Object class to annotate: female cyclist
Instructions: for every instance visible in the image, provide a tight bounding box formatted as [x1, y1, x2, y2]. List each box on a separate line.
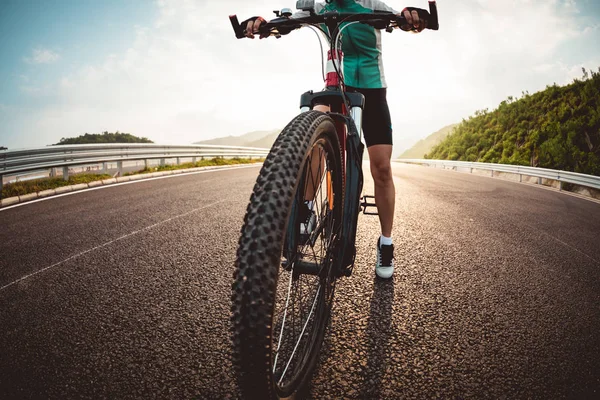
[243, 0, 429, 279]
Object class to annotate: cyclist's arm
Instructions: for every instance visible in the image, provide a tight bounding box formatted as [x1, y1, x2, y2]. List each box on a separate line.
[242, 2, 325, 37]
[365, 1, 428, 32]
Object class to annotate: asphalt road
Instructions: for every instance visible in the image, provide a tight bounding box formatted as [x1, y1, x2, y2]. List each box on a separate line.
[1, 163, 599, 399]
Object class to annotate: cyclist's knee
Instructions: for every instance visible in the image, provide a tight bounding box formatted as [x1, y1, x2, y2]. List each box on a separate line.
[314, 104, 330, 112]
[370, 160, 392, 186]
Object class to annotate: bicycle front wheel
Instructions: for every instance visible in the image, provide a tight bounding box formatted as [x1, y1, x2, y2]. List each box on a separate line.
[231, 111, 343, 399]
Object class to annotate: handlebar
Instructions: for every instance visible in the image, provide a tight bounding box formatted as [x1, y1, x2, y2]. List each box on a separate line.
[230, 1, 439, 40]
[229, 15, 245, 39]
[428, 1, 439, 30]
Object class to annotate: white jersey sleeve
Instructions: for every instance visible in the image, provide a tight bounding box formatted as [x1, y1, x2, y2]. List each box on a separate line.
[292, 2, 326, 19]
[358, 0, 400, 14]
[292, 1, 399, 18]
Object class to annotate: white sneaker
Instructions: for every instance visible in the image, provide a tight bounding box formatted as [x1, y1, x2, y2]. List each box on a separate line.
[376, 238, 394, 279]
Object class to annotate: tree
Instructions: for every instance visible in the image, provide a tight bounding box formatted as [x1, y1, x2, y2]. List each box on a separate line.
[426, 67, 600, 176]
[54, 131, 153, 145]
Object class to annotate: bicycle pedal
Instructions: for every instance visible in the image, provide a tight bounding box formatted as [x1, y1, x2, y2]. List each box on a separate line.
[360, 195, 378, 216]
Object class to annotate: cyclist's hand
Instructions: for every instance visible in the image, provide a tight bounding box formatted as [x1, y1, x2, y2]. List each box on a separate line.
[400, 7, 428, 32]
[242, 16, 267, 39]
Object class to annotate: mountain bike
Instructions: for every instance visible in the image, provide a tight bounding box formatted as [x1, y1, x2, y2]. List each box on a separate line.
[229, 2, 439, 398]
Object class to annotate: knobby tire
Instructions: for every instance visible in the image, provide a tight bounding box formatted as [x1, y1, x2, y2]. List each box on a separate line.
[231, 111, 343, 399]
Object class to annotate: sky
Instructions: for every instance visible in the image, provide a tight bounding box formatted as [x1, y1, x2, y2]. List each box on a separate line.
[1, 0, 599, 154]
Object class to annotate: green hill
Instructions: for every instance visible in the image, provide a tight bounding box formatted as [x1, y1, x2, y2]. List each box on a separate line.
[55, 131, 153, 145]
[399, 124, 458, 159]
[426, 68, 600, 176]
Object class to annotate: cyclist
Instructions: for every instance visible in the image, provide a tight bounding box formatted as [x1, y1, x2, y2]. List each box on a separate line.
[243, 0, 428, 279]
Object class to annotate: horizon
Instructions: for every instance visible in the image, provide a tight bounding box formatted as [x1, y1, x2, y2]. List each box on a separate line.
[1, 0, 600, 153]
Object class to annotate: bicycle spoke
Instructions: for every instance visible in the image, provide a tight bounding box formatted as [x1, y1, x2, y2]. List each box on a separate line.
[277, 285, 322, 385]
[272, 267, 296, 373]
[268, 134, 342, 392]
[274, 144, 336, 385]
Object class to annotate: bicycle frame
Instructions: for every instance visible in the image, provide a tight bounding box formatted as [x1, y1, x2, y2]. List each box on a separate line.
[298, 63, 367, 274]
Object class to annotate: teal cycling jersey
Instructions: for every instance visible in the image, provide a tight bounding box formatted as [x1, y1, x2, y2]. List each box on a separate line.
[294, 0, 399, 89]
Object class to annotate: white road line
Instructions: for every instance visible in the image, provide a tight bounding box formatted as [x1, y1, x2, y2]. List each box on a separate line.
[0, 164, 261, 212]
[0, 199, 226, 292]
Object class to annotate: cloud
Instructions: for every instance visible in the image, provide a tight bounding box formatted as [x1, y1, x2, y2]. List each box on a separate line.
[4, 0, 600, 150]
[583, 24, 599, 35]
[563, 0, 580, 13]
[25, 1, 321, 145]
[380, 0, 589, 147]
[24, 48, 60, 64]
[60, 77, 74, 89]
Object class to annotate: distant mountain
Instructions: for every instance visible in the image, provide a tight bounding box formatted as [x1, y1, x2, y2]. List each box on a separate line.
[195, 129, 280, 149]
[399, 124, 458, 159]
[201, 123, 457, 159]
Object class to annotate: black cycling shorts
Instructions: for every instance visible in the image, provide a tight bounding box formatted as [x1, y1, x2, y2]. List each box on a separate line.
[346, 86, 393, 147]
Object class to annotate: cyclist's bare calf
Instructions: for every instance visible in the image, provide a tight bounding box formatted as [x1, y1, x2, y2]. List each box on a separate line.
[367, 144, 395, 237]
[304, 146, 326, 201]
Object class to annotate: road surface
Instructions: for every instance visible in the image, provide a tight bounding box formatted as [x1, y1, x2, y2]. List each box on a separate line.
[1, 163, 599, 399]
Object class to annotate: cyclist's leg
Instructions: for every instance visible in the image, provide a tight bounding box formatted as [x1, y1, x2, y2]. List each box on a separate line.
[304, 104, 330, 201]
[314, 105, 330, 112]
[358, 87, 395, 237]
[359, 87, 395, 277]
[304, 147, 326, 201]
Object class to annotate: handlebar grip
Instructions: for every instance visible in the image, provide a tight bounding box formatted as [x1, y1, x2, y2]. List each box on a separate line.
[428, 1, 439, 30]
[229, 15, 245, 39]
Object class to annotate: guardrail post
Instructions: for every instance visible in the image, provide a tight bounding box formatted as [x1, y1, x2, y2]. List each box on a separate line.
[117, 161, 123, 177]
[160, 158, 165, 167]
[62, 166, 69, 181]
[0, 175, 3, 199]
[102, 162, 108, 173]
[519, 174, 522, 183]
[144, 159, 148, 169]
[491, 170, 494, 177]
[177, 157, 180, 165]
[192, 157, 197, 164]
[537, 177, 542, 185]
[50, 168, 56, 177]
[559, 181, 563, 191]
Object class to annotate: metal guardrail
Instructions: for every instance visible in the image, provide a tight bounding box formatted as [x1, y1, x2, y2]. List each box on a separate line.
[396, 159, 600, 191]
[0, 144, 270, 198]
